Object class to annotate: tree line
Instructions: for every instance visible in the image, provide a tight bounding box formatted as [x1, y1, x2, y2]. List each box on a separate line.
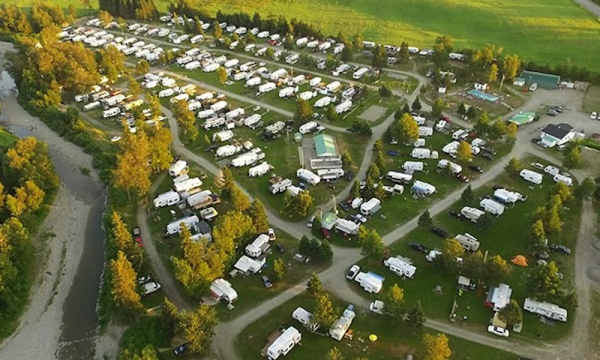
[99, 0, 158, 20]
[0, 136, 58, 339]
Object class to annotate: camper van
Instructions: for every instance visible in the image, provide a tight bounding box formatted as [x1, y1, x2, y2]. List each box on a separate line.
[520, 169, 543, 185]
[153, 191, 180, 208]
[460, 207, 485, 222]
[384, 256, 416, 278]
[479, 198, 505, 216]
[168, 160, 189, 177]
[354, 272, 384, 293]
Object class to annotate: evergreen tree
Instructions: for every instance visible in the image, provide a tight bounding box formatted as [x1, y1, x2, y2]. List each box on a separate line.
[407, 300, 426, 329]
[418, 210, 433, 228]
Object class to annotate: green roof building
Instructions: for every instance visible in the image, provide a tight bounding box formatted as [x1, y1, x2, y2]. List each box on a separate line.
[314, 134, 338, 157]
[508, 111, 536, 126]
[520, 70, 560, 90]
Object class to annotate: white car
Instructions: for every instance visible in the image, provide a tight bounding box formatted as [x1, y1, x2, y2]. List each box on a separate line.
[355, 214, 368, 224]
[142, 282, 161, 295]
[487, 325, 509, 337]
[591, 112, 597, 120]
[369, 300, 385, 315]
[346, 265, 360, 280]
[110, 136, 121, 142]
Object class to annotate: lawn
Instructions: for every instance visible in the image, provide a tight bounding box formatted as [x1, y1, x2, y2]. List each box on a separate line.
[159, 0, 600, 69]
[236, 292, 518, 360]
[353, 159, 581, 341]
[0, 128, 17, 147]
[583, 85, 600, 113]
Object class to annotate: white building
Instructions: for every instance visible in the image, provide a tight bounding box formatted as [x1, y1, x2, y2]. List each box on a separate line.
[540, 123, 575, 148]
[486, 283, 512, 311]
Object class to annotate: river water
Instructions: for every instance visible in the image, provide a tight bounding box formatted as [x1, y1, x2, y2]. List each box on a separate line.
[1, 64, 107, 360]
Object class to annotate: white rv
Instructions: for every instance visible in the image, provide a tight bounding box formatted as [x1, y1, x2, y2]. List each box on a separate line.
[203, 63, 220, 72]
[386, 171, 413, 184]
[403, 161, 424, 172]
[360, 198, 381, 216]
[309, 77, 322, 87]
[411, 148, 432, 159]
[419, 126, 434, 137]
[216, 144, 242, 158]
[166, 215, 199, 235]
[102, 107, 121, 118]
[269, 179, 292, 194]
[153, 190, 180, 208]
[159, 88, 175, 98]
[292, 307, 319, 331]
[249, 162, 271, 177]
[267, 327, 301, 360]
[279, 86, 298, 98]
[455, 233, 480, 251]
[335, 99, 352, 114]
[299, 121, 318, 135]
[523, 298, 568, 322]
[258, 82, 277, 94]
[232, 149, 265, 167]
[174, 177, 202, 193]
[335, 218, 359, 235]
[384, 256, 416, 278]
[493, 189, 526, 204]
[297, 168, 321, 185]
[234, 255, 264, 274]
[520, 169, 543, 185]
[461, 206, 485, 222]
[553, 174, 573, 187]
[244, 114, 262, 127]
[245, 77, 261, 87]
[168, 160, 189, 177]
[329, 306, 356, 341]
[480, 198, 505, 216]
[354, 271, 384, 293]
[83, 101, 101, 111]
[212, 130, 234, 142]
[353, 67, 369, 80]
[437, 159, 462, 174]
[314, 96, 332, 108]
[245, 234, 271, 258]
[317, 168, 344, 180]
[411, 180, 436, 196]
[210, 278, 238, 303]
[298, 91, 316, 101]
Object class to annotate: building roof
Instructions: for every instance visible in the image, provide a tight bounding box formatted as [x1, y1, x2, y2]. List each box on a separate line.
[321, 212, 337, 230]
[542, 124, 573, 140]
[197, 221, 211, 235]
[314, 134, 338, 157]
[508, 111, 536, 125]
[486, 283, 512, 310]
[520, 70, 561, 90]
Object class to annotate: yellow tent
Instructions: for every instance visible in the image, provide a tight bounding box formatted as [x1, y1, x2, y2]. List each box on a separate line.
[511, 255, 528, 267]
[369, 334, 378, 342]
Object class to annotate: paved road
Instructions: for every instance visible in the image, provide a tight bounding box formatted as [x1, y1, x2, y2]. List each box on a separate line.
[574, 0, 600, 16]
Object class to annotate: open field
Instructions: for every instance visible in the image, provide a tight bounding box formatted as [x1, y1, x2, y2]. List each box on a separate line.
[153, 0, 600, 69]
[583, 86, 600, 113]
[0, 128, 17, 147]
[236, 292, 518, 360]
[354, 158, 581, 341]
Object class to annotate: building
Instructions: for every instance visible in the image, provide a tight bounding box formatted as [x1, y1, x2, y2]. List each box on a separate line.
[508, 111, 536, 126]
[540, 123, 574, 148]
[314, 134, 338, 157]
[485, 283, 512, 311]
[520, 70, 560, 90]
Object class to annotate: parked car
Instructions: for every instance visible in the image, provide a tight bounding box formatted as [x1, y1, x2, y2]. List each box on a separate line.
[307, 216, 315, 228]
[387, 150, 400, 156]
[468, 165, 483, 173]
[276, 243, 285, 254]
[487, 325, 509, 337]
[132, 227, 141, 236]
[549, 244, 571, 255]
[408, 242, 428, 254]
[355, 214, 368, 224]
[447, 210, 462, 220]
[531, 162, 545, 170]
[321, 228, 331, 239]
[456, 173, 469, 183]
[261, 275, 273, 288]
[482, 152, 493, 160]
[346, 265, 360, 280]
[132, 227, 143, 247]
[591, 112, 597, 120]
[344, 170, 354, 181]
[338, 202, 350, 211]
[431, 226, 449, 238]
[142, 282, 161, 295]
[546, 109, 558, 116]
[551, 106, 563, 113]
[174, 343, 188, 356]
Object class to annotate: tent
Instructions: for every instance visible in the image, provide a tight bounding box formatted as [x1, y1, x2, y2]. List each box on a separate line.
[511, 255, 528, 267]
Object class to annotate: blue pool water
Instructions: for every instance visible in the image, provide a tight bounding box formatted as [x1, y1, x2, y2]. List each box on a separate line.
[468, 90, 500, 102]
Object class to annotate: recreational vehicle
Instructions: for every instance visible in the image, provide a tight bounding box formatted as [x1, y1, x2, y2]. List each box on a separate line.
[297, 168, 321, 185]
[173, 177, 202, 193]
[210, 278, 238, 303]
[266, 327, 301, 360]
[461, 207, 485, 222]
[479, 198, 505, 216]
[354, 272, 384, 293]
[384, 256, 416, 278]
[523, 298, 567, 322]
[166, 215, 199, 235]
[245, 234, 271, 258]
[411, 180, 436, 196]
[455, 233, 480, 251]
[386, 171, 413, 184]
[248, 162, 271, 177]
[153, 190, 180, 208]
[269, 179, 292, 194]
[360, 198, 382, 216]
[403, 161, 424, 172]
[329, 306, 355, 341]
[520, 169, 543, 185]
[169, 160, 189, 177]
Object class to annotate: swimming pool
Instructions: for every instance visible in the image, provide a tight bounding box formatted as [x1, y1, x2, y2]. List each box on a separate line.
[468, 90, 500, 102]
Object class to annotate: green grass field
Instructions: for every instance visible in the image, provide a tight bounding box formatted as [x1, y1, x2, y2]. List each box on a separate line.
[153, 0, 600, 69]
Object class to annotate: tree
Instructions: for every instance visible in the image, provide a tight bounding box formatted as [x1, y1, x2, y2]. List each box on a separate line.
[476, 212, 494, 231]
[171, 100, 198, 141]
[385, 284, 405, 322]
[575, 177, 596, 199]
[216, 66, 228, 84]
[502, 54, 521, 80]
[407, 300, 426, 329]
[179, 305, 219, 355]
[545, 204, 562, 233]
[340, 46, 353, 62]
[490, 119, 507, 140]
[473, 111, 490, 135]
[379, 83, 392, 97]
[373, 139, 383, 152]
[563, 146, 582, 169]
[266, 47, 275, 59]
[417, 333, 452, 360]
[398, 113, 419, 145]
[371, 45, 386, 68]
[230, 184, 251, 212]
[147, 122, 173, 173]
[498, 299, 523, 327]
[114, 130, 152, 199]
[366, 163, 381, 182]
[135, 59, 149, 75]
[488, 63, 499, 83]
[98, 10, 114, 27]
[418, 210, 433, 228]
[111, 211, 142, 269]
[461, 185, 474, 205]
[295, 99, 314, 124]
[429, 98, 444, 119]
[213, 21, 222, 39]
[456, 141, 472, 165]
[411, 96, 422, 111]
[528, 261, 562, 301]
[457, 102, 467, 117]
[505, 122, 518, 144]
[248, 199, 269, 234]
[361, 230, 384, 259]
[374, 180, 386, 200]
[296, 191, 313, 217]
[529, 219, 546, 248]
[307, 272, 323, 295]
[3, 137, 58, 191]
[398, 41, 410, 62]
[128, 76, 142, 97]
[483, 255, 510, 285]
[552, 181, 573, 202]
[437, 239, 464, 274]
[341, 149, 355, 168]
[110, 251, 142, 316]
[351, 180, 361, 199]
[272, 258, 286, 282]
[326, 104, 338, 122]
[326, 347, 344, 360]
[432, 42, 449, 68]
[462, 251, 485, 282]
[505, 157, 522, 177]
[313, 292, 337, 327]
[353, 33, 364, 51]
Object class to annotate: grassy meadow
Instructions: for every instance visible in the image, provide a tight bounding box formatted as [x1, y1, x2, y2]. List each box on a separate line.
[153, 0, 600, 69]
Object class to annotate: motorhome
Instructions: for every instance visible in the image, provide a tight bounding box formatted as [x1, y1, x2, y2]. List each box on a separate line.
[279, 86, 298, 98]
[354, 272, 384, 293]
[173, 177, 202, 193]
[317, 168, 345, 180]
[166, 215, 199, 235]
[203, 62, 220, 72]
[297, 168, 321, 185]
[248, 162, 271, 177]
[455, 233, 480, 251]
[169, 160, 189, 177]
[190, 34, 204, 44]
[245, 77, 261, 87]
[386, 171, 413, 184]
[479, 198, 506, 216]
[83, 101, 101, 111]
[269, 68, 287, 81]
[269, 178, 292, 194]
[158, 88, 175, 98]
[186, 190, 220, 210]
[245, 234, 271, 258]
[298, 91, 317, 101]
[553, 173, 573, 187]
[258, 82, 277, 94]
[153, 190, 181, 208]
[286, 53, 299, 65]
[309, 77, 322, 87]
[403, 161, 424, 172]
[335, 99, 352, 114]
[384, 256, 416, 278]
[233, 255, 264, 274]
[523, 298, 568, 322]
[461, 207, 485, 222]
[326, 81, 342, 93]
[299, 121, 318, 135]
[212, 130, 234, 142]
[419, 126, 434, 137]
[437, 159, 462, 174]
[314, 96, 332, 108]
[360, 198, 382, 216]
[101, 107, 120, 118]
[266, 327, 301, 360]
[244, 114, 261, 127]
[292, 307, 319, 331]
[353, 67, 369, 80]
[493, 189, 526, 204]
[209, 278, 238, 303]
[335, 218, 359, 235]
[170, 93, 189, 103]
[411, 148, 432, 159]
[411, 180, 436, 196]
[216, 144, 242, 158]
